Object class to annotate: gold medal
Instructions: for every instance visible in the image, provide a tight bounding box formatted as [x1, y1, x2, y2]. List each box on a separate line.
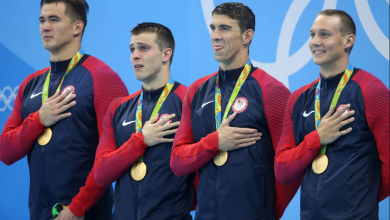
[131, 161, 147, 181]
[213, 150, 228, 166]
[312, 154, 329, 174]
[37, 127, 52, 146]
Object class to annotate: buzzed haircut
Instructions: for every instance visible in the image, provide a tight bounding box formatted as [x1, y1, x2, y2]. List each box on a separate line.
[40, 0, 89, 36]
[212, 2, 256, 33]
[318, 9, 356, 53]
[131, 22, 175, 66]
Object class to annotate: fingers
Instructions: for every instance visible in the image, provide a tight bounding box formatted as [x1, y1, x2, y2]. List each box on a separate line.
[323, 105, 335, 119]
[46, 91, 60, 102]
[156, 113, 176, 126]
[54, 112, 72, 121]
[234, 136, 261, 145]
[160, 121, 180, 131]
[236, 141, 257, 148]
[57, 100, 77, 114]
[145, 113, 159, 126]
[338, 127, 353, 136]
[158, 138, 175, 143]
[221, 112, 237, 127]
[234, 132, 262, 139]
[234, 127, 259, 134]
[160, 128, 178, 137]
[331, 104, 351, 119]
[52, 88, 74, 104]
[336, 116, 355, 130]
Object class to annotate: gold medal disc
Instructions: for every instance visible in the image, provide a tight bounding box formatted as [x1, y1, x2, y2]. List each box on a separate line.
[213, 150, 228, 166]
[312, 154, 329, 174]
[131, 161, 147, 181]
[38, 127, 52, 146]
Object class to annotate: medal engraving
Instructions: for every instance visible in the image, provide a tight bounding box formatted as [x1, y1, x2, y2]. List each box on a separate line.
[38, 127, 52, 146]
[213, 150, 228, 166]
[312, 154, 329, 174]
[131, 161, 147, 181]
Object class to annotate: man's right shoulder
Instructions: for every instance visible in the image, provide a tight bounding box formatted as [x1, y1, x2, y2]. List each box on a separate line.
[187, 72, 217, 95]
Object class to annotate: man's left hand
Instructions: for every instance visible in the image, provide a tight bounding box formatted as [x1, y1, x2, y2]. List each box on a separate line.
[54, 207, 84, 220]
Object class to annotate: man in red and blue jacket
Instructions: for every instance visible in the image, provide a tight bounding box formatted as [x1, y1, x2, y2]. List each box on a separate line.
[275, 9, 389, 219]
[94, 22, 195, 220]
[171, 3, 300, 220]
[0, 1, 128, 219]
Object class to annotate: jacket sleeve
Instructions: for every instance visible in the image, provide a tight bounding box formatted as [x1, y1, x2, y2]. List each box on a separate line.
[0, 73, 46, 165]
[93, 97, 149, 188]
[260, 79, 301, 220]
[353, 72, 389, 201]
[170, 81, 219, 177]
[274, 87, 322, 187]
[68, 65, 129, 217]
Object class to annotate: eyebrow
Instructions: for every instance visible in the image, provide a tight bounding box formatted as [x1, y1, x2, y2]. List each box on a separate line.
[129, 42, 150, 47]
[39, 15, 60, 20]
[210, 24, 232, 29]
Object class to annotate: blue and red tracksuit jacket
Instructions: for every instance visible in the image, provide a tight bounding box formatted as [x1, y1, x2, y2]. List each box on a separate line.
[275, 68, 389, 219]
[94, 82, 196, 220]
[171, 66, 301, 220]
[0, 55, 129, 220]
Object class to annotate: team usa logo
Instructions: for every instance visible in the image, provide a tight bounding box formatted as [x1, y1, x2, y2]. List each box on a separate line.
[232, 97, 248, 113]
[61, 85, 75, 99]
[158, 113, 172, 125]
[337, 104, 350, 115]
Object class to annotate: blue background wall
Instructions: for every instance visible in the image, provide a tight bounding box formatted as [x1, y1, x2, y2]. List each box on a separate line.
[0, 0, 388, 219]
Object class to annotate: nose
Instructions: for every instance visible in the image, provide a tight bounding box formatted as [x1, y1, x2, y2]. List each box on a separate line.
[42, 21, 50, 31]
[131, 49, 140, 60]
[310, 35, 322, 47]
[211, 29, 221, 41]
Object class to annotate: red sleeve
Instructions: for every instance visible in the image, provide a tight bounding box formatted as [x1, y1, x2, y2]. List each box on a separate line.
[68, 57, 129, 217]
[172, 83, 199, 210]
[0, 69, 47, 165]
[274, 81, 322, 188]
[173, 84, 188, 103]
[93, 92, 150, 188]
[170, 75, 219, 177]
[252, 69, 301, 219]
[352, 70, 389, 201]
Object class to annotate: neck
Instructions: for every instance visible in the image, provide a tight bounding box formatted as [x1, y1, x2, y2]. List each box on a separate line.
[49, 42, 81, 62]
[320, 57, 349, 78]
[220, 50, 249, 71]
[142, 68, 171, 91]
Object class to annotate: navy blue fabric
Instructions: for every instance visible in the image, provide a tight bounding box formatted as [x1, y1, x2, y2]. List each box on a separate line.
[190, 67, 276, 220]
[21, 55, 113, 220]
[112, 82, 194, 220]
[292, 68, 381, 220]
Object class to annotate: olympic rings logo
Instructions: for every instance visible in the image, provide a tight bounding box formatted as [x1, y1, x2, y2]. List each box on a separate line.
[0, 86, 19, 112]
[201, 0, 389, 88]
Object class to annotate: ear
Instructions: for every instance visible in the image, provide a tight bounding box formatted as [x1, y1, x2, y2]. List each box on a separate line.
[162, 48, 173, 64]
[242, 29, 254, 45]
[73, 20, 84, 37]
[344, 34, 355, 51]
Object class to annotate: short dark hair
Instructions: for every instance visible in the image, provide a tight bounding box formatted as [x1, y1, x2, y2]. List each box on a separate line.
[318, 9, 356, 53]
[212, 2, 255, 33]
[41, 0, 89, 36]
[131, 22, 175, 66]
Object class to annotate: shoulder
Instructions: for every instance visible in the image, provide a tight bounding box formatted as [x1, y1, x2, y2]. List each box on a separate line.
[108, 90, 142, 115]
[250, 67, 290, 96]
[351, 69, 388, 92]
[19, 67, 50, 93]
[187, 71, 217, 99]
[81, 55, 117, 77]
[172, 82, 188, 102]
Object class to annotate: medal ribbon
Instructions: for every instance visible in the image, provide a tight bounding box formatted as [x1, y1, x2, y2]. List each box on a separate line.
[42, 50, 84, 105]
[135, 77, 175, 161]
[215, 59, 251, 129]
[315, 63, 353, 154]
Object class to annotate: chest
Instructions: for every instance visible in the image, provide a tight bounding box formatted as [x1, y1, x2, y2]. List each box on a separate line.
[191, 77, 268, 141]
